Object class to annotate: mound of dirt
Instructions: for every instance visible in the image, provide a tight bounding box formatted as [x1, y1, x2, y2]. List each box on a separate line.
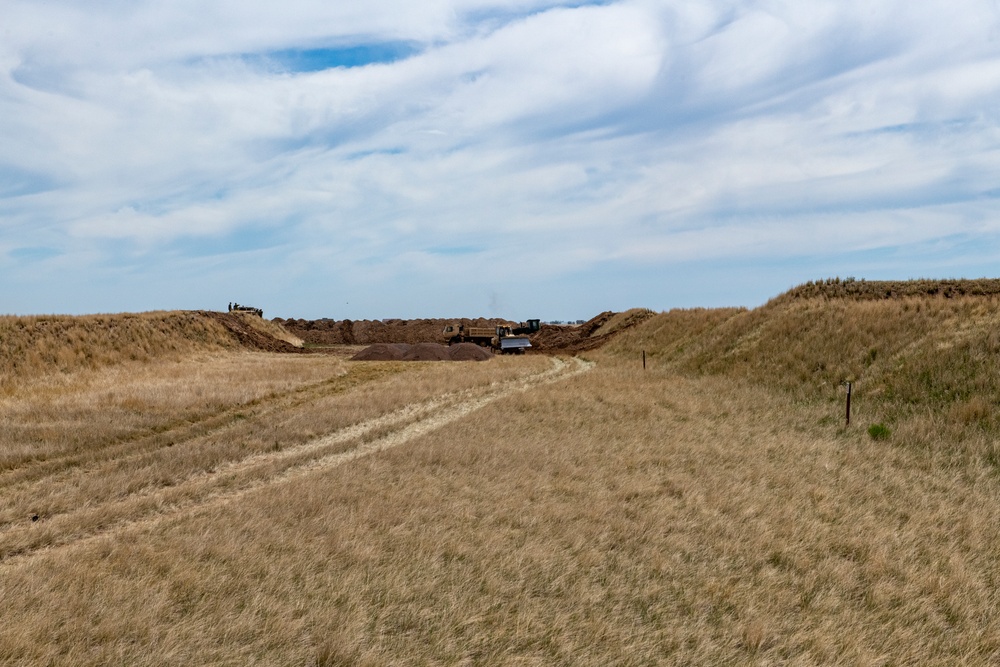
[275, 317, 510, 346]
[350, 342, 494, 362]
[201, 311, 306, 354]
[403, 343, 453, 361]
[277, 311, 652, 355]
[447, 343, 493, 361]
[350, 343, 410, 361]
[530, 310, 655, 353]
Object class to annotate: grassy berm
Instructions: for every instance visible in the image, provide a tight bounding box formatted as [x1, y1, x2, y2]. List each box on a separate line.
[3, 282, 1000, 665]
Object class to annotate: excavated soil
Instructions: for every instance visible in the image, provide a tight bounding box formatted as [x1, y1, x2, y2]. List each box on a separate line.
[264, 311, 653, 357]
[201, 311, 307, 354]
[447, 343, 495, 361]
[350, 344, 410, 361]
[351, 342, 493, 362]
[529, 310, 655, 352]
[273, 317, 511, 346]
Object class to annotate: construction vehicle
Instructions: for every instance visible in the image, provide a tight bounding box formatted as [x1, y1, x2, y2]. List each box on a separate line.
[229, 302, 263, 317]
[442, 324, 494, 346]
[442, 319, 540, 354]
[512, 319, 541, 335]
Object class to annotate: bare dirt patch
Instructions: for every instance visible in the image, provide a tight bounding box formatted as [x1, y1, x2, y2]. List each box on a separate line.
[530, 309, 656, 353]
[201, 311, 306, 353]
[275, 317, 509, 346]
[279, 311, 653, 356]
[351, 342, 493, 362]
[446, 343, 494, 361]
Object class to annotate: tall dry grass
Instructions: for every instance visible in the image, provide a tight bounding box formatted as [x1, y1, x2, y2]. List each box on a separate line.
[0, 345, 551, 561]
[607, 292, 1000, 458]
[2, 353, 1000, 664]
[777, 276, 1000, 301]
[3, 293, 1000, 664]
[0, 311, 239, 392]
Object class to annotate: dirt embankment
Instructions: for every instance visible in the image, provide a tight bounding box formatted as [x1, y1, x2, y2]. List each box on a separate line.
[273, 310, 654, 356]
[0, 309, 648, 386]
[351, 342, 493, 362]
[273, 317, 511, 346]
[201, 311, 307, 354]
[529, 315, 614, 352]
[529, 310, 656, 353]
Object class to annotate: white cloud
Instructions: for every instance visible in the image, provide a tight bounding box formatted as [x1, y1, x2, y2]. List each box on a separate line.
[4, 0, 1000, 317]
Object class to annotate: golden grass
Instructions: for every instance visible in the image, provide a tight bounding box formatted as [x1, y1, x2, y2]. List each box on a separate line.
[608, 294, 1000, 458]
[0, 311, 239, 391]
[4, 293, 1000, 664]
[2, 353, 1000, 664]
[0, 349, 552, 560]
[778, 277, 1000, 301]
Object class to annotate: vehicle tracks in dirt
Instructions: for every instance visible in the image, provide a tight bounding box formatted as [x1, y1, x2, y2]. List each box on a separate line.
[0, 356, 593, 566]
[0, 365, 401, 490]
[0, 365, 409, 536]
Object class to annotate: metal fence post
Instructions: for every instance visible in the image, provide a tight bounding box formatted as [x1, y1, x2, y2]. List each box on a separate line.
[844, 381, 852, 427]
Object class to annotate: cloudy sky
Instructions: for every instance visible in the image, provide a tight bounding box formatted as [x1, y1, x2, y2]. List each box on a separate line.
[3, 0, 1000, 320]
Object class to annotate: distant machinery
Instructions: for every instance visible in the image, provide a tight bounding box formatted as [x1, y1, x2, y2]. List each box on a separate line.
[229, 302, 263, 318]
[442, 319, 540, 354]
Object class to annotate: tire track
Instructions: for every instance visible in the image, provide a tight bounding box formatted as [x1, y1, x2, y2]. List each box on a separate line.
[0, 366, 388, 488]
[0, 365, 405, 532]
[274, 356, 593, 481]
[0, 356, 593, 565]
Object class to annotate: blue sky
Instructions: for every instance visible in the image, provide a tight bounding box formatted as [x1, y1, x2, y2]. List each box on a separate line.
[3, 0, 1000, 320]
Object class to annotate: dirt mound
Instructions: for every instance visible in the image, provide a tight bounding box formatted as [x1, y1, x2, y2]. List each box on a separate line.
[201, 311, 306, 354]
[275, 317, 510, 346]
[350, 343, 409, 361]
[530, 313, 615, 352]
[278, 311, 652, 355]
[447, 343, 493, 361]
[351, 342, 494, 362]
[530, 310, 655, 353]
[403, 343, 453, 361]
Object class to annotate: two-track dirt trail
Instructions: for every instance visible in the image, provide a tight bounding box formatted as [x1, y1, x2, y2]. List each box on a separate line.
[0, 356, 592, 567]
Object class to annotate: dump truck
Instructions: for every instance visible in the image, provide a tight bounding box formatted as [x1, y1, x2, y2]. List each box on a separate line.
[442, 319, 540, 354]
[442, 324, 494, 346]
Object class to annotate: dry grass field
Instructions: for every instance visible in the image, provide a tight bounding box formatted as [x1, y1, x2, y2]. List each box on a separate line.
[3, 293, 1000, 664]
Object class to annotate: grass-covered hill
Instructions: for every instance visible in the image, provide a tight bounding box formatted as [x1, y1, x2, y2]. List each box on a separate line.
[605, 279, 1000, 456]
[0, 311, 303, 391]
[5, 280, 1000, 665]
[7, 278, 1000, 453]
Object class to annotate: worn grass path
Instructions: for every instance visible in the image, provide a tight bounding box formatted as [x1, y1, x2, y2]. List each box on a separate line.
[0, 356, 592, 565]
